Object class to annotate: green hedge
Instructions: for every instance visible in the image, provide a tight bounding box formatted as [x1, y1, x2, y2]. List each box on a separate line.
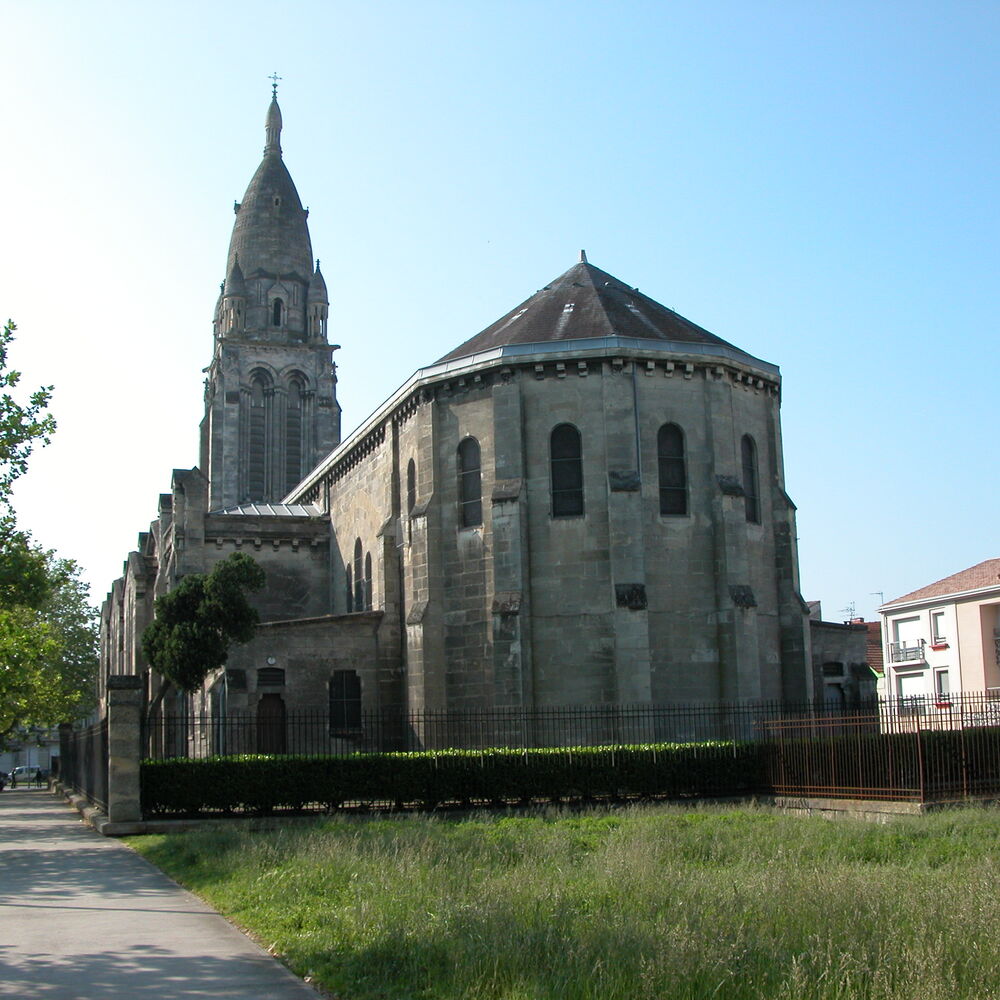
[141, 741, 765, 816]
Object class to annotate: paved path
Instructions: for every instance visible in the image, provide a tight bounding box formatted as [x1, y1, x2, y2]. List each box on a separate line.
[0, 788, 320, 999]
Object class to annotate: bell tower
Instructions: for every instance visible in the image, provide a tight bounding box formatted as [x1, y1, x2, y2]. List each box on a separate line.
[200, 89, 341, 509]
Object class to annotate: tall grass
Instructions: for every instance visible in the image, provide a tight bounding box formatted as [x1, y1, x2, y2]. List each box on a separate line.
[129, 806, 1000, 999]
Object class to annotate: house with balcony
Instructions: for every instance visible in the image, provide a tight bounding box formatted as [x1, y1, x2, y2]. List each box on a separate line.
[878, 558, 1000, 707]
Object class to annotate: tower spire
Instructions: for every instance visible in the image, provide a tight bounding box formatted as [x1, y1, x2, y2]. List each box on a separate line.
[264, 75, 283, 157]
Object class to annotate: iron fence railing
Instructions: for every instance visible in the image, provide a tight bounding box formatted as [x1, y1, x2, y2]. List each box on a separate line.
[60, 719, 108, 811]
[146, 699, 840, 760]
[141, 691, 1000, 806]
[888, 640, 926, 663]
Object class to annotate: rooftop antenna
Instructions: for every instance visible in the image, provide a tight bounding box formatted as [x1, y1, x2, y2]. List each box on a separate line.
[269, 71, 282, 99]
[839, 601, 857, 622]
[871, 591, 884, 609]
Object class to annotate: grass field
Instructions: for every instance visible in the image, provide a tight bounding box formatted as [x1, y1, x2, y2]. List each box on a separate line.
[128, 805, 1000, 1000]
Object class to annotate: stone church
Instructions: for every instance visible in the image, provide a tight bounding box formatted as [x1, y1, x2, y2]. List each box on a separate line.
[100, 93, 814, 749]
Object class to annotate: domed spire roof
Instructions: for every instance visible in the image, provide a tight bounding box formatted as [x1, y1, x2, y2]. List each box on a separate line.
[225, 96, 313, 283]
[437, 257, 756, 365]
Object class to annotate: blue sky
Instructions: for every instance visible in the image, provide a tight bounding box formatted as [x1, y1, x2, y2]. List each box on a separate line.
[2, 1, 997, 620]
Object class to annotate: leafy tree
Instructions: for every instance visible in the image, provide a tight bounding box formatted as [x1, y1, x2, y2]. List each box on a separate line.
[0, 557, 98, 746]
[142, 553, 266, 694]
[0, 319, 56, 510]
[0, 518, 52, 610]
[0, 319, 93, 745]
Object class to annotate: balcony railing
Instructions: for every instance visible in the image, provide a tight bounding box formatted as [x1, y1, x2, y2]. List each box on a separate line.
[889, 639, 925, 663]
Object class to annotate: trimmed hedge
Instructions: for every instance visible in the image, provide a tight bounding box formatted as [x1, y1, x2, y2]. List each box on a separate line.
[141, 741, 764, 816]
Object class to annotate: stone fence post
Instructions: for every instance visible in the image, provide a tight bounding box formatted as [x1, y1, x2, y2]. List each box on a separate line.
[106, 675, 144, 824]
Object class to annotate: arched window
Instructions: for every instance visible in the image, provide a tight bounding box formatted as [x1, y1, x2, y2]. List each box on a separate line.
[406, 458, 416, 515]
[741, 434, 760, 524]
[353, 539, 364, 611]
[550, 424, 583, 517]
[272, 297, 283, 327]
[345, 564, 354, 613]
[248, 372, 270, 501]
[657, 423, 687, 516]
[330, 670, 362, 733]
[285, 377, 304, 493]
[256, 667, 285, 688]
[457, 438, 482, 527]
[364, 553, 373, 611]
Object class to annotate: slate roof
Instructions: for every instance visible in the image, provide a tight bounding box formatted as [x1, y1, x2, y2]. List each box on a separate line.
[437, 258, 750, 364]
[210, 502, 323, 518]
[885, 558, 1000, 606]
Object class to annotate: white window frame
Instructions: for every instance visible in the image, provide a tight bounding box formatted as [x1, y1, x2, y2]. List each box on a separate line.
[930, 609, 947, 645]
[934, 667, 950, 700]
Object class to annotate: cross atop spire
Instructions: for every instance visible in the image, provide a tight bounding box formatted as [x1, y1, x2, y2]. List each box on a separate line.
[269, 72, 282, 100]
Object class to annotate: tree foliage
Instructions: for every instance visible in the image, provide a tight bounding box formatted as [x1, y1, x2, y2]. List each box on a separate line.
[0, 319, 56, 510]
[0, 318, 95, 744]
[0, 557, 98, 744]
[142, 553, 266, 693]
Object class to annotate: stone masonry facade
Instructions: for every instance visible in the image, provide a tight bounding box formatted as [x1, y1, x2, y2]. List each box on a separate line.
[100, 95, 814, 751]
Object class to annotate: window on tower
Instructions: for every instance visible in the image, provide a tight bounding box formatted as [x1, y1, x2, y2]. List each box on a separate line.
[457, 438, 482, 528]
[272, 298, 284, 327]
[657, 423, 687, 516]
[550, 423, 584, 517]
[285, 377, 304, 493]
[741, 434, 760, 524]
[248, 371, 271, 501]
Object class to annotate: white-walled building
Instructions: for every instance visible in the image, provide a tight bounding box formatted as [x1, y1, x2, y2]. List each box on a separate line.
[878, 558, 1000, 703]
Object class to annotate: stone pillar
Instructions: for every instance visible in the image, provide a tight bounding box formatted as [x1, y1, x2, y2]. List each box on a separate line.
[604, 361, 652, 703]
[106, 675, 143, 824]
[490, 371, 534, 709]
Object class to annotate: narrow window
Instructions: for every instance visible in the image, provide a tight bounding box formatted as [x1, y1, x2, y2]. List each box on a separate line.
[457, 438, 482, 527]
[285, 378, 304, 492]
[364, 552, 373, 611]
[353, 539, 364, 611]
[406, 458, 416, 515]
[935, 669, 950, 699]
[248, 373, 269, 501]
[550, 424, 583, 517]
[272, 298, 284, 327]
[345, 564, 354, 613]
[930, 611, 947, 645]
[330, 670, 362, 732]
[657, 423, 687, 515]
[741, 435, 760, 524]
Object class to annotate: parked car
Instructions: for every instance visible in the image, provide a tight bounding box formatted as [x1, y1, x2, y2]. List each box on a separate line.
[10, 766, 48, 786]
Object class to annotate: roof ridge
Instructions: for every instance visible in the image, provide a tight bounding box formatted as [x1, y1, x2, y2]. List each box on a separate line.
[886, 557, 1000, 605]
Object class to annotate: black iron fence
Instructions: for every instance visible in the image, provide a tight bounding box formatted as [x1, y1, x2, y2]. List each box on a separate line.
[139, 690, 1000, 807]
[59, 720, 109, 812]
[762, 692, 1000, 802]
[146, 699, 814, 760]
